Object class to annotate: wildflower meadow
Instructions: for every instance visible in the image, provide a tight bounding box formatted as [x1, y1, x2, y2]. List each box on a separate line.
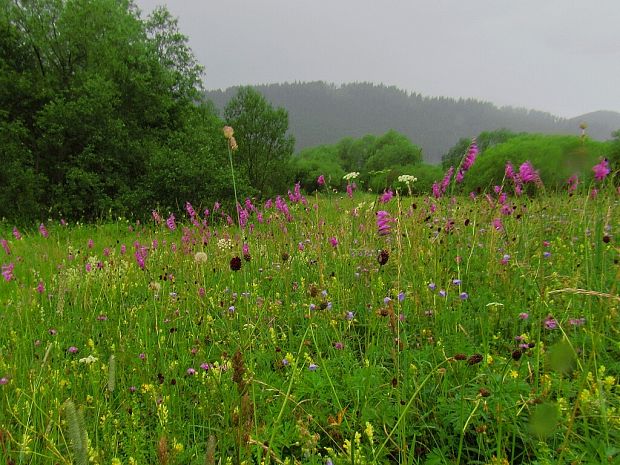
[0, 170, 618, 465]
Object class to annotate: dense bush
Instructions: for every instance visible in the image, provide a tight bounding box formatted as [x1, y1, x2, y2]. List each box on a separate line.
[460, 134, 609, 192]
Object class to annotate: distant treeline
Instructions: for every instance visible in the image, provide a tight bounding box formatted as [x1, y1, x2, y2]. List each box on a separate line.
[205, 82, 620, 163]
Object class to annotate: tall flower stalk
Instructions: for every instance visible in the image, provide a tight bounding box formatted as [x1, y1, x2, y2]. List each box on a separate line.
[223, 126, 241, 228]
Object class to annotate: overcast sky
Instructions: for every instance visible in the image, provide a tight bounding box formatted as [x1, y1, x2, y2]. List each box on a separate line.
[133, 0, 620, 118]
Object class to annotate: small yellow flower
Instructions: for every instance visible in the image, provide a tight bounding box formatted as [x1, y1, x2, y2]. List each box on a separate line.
[364, 422, 374, 444]
[173, 438, 184, 453]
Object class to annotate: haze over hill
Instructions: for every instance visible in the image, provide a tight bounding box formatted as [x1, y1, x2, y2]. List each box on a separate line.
[205, 82, 620, 164]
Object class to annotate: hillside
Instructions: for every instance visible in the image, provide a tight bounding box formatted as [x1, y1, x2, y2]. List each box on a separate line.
[205, 82, 620, 164]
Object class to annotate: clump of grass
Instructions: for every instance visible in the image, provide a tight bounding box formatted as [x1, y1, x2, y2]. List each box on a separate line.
[62, 400, 88, 465]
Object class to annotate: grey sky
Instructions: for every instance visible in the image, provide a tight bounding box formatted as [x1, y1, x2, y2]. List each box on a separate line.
[133, 0, 620, 118]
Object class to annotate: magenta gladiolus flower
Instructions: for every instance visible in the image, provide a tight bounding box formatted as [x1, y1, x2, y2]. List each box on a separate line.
[376, 210, 392, 236]
[567, 174, 579, 192]
[462, 140, 478, 171]
[1, 263, 15, 281]
[328, 236, 338, 247]
[317, 175, 325, 186]
[492, 218, 503, 231]
[432, 182, 441, 199]
[39, 223, 48, 238]
[185, 202, 196, 218]
[505, 162, 516, 180]
[380, 189, 394, 203]
[166, 214, 176, 231]
[36, 281, 45, 293]
[1, 239, 9, 256]
[346, 182, 353, 198]
[152, 210, 162, 224]
[440, 167, 454, 193]
[12, 227, 21, 240]
[518, 161, 540, 184]
[134, 249, 146, 269]
[592, 158, 610, 182]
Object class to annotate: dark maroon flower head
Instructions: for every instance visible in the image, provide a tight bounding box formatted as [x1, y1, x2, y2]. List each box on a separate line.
[467, 353, 483, 365]
[230, 256, 242, 271]
[378, 249, 389, 266]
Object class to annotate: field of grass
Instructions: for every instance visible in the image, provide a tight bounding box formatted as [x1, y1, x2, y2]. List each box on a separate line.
[0, 186, 618, 465]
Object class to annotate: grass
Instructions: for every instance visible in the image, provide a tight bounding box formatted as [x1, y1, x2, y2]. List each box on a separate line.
[0, 185, 618, 465]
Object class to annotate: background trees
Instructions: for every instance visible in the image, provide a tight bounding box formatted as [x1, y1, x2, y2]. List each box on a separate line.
[224, 87, 295, 197]
[0, 0, 244, 221]
[291, 130, 423, 192]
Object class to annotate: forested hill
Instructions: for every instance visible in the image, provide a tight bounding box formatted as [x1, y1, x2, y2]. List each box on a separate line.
[205, 82, 620, 163]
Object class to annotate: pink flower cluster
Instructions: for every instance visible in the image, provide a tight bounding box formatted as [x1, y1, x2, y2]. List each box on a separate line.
[380, 190, 394, 203]
[2, 263, 15, 281]
[592, 158, 610, 182]
[456, 139, 478, 183]
[377, 210, 393, 236]
[432, 167, 454, 199]
[505, 161, 541, 195]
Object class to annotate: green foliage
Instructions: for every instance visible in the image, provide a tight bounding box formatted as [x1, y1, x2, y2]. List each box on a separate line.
[291, 129, 424, 193]
[224, 87, 295, 197]
[141, 104, 253, 213]
[365, 130, 423, 171]
[291, 144, 345, 191]
[461, 134, 609, 192]
[441, 128, 521, 169]
[401, 163, 443, 195]
[0, 115, 44, 220]
[0, 0, 223, 222]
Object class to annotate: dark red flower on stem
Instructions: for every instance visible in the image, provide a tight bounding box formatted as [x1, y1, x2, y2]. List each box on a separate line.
[230, 256, 242, 271]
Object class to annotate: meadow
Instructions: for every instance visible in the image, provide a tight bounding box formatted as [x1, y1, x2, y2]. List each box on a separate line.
[0, 183, 618, 465]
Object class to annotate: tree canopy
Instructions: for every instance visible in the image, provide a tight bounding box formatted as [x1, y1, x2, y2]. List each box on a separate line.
[0, 0, 242, 221]
[224, 87, 295, 197]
